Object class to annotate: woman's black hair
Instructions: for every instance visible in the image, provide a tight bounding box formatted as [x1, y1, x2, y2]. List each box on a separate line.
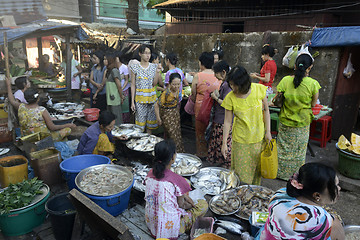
[169, 72, 181, 84]
[293, 54, 314, 89]
[287, 162, 338, 202]
[139, 44, 151, 54]
[199, 52, 214, 69]
[15, 76, 27, 90]
[105, 52, 117, 78]
[153, 139, 176, 179]
[213, 60, 230, 74]
[261, 45, 276, 57]
[91, 50, 105, 69]
[226, 65, 251, 94]
[150, 52, 159, 63]
[213, 50, 224, 60]
[24, 88, 39, 104]
[166, 53, 178, 65]
[98, 110, 116, 127]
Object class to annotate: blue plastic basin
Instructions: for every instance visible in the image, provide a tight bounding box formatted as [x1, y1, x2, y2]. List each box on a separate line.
[59, 155, 111, 190]
[81, 178, 134, 217]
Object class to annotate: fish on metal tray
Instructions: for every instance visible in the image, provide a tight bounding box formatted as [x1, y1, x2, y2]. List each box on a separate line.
[215, 218, 244, 235]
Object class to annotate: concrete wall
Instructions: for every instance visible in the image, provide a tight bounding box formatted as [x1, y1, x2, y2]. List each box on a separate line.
[152, 31, 341, 106]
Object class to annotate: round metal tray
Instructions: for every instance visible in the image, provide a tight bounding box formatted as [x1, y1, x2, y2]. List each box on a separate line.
[75, 164, 133, 197]
[190, 167, 241, 196]
[234, 185, 275, 220]
[209, 189, 241, 215]
[171, 153, 202, 177]
[344, 225, 360, 234]
[125, 135, 163, 152]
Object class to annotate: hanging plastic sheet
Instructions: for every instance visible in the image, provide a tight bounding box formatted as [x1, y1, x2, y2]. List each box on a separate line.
[311, 26, 360, 47]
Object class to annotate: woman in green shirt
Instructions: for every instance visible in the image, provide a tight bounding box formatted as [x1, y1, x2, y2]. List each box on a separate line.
[276, 54, 321, 180]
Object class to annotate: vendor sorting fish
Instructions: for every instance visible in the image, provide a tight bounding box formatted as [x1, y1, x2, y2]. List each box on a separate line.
[4, 38, 346, 240]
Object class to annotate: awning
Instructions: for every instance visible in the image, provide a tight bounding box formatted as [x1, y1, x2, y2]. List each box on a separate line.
[311, 26, 360, 47]
[0, 21, 88, 45]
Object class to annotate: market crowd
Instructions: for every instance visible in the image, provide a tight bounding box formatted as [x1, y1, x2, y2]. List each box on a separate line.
[4, 43, 345, 239]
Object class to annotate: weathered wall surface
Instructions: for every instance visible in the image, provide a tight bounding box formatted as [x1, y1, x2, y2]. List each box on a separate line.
[152, 31, 341, 106]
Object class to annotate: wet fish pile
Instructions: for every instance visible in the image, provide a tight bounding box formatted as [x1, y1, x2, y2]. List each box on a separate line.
[190, 168, 239, 195]
[112, 125, 147, 138]
[79, 166, 132, 196]
[171, 153, 202, 176]
[210, 190, 241, 215]
[126, 135, 163, 152]
[132, 162, 150, 192]
[235, 185, 274, 219]
[52, 102, 84, 114]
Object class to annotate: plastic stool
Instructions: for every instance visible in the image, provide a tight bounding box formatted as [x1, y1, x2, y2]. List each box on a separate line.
[309, 115, 332, 148]
[270, 113, 280, 135]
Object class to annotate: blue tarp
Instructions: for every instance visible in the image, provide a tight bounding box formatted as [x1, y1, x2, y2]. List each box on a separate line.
[0, 22, 88, 45]
[311, 26, 360, 47]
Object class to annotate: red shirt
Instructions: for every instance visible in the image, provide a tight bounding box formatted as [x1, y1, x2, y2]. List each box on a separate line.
[259, 60, 277, 87]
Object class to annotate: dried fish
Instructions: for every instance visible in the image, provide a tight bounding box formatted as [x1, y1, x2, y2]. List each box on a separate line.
[190, 167, 240, 195]
[126, 135, 163, 152]
[210, 190, 241, 215]
[79, 166, 132, 196]
[235, 185, 275, 220]
[171, 153, 202, 176]
[132, 162, 151, 192]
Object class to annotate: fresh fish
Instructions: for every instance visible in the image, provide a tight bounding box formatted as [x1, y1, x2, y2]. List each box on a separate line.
[215, 219, 244, 235]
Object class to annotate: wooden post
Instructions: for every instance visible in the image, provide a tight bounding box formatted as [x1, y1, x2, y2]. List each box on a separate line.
[22, 39, 29, 69]
[37, 37, 43, 70]
[77, 44, 81, 64]
[3, 32, 10, 79]
[65, 35, 72, 101]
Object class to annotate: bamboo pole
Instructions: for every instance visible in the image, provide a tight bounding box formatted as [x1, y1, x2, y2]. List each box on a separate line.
[3, 32, 10, 79]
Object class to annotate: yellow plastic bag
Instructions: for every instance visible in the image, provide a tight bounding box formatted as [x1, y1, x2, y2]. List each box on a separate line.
[261, 139, 278, 179]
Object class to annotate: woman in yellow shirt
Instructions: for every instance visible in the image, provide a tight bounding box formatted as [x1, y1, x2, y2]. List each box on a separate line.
[221, 66, 271, 185]
[276, 54, 321, 180]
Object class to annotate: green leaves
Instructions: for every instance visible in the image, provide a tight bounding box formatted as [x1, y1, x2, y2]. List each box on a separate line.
[0, 178, 44, 215]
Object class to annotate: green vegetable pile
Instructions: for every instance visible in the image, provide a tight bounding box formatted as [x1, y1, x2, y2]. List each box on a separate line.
[9, 64, 26, 77]
[0, 178, 44, 215]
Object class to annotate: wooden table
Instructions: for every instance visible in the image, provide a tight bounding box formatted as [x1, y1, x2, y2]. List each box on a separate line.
[269, 106, 333, 157]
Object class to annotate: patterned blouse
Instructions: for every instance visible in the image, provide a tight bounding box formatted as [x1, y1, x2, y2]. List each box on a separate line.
[130, 63, 157, 104]
[18, 103, 49, 136]
[145, 169, 191, 239]
[158, 89, 179, 109]
[258, 188, 334, 240]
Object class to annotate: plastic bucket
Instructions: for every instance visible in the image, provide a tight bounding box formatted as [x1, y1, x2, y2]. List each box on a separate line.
[83, 108, 100, 121]
[337, 149, 360, 179]
[0, 155, 28, 188]
[59, 154, 111, 190]
[0, 185, 50, 236]
[81, 178, 134, 217]
[46, 193, 76, 240]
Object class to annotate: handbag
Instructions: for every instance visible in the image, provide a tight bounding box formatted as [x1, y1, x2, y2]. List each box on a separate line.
[272, 92, 284, 108]
[196, 91, 214, 125]
[261, 139, 278, 179]
[184, 96, 195, 115]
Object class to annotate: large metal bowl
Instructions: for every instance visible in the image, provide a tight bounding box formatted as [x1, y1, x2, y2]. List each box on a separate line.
[209, 189, 241, 216]
[171, 153, 202, 177]
[75, 164, 133, 197]
[345, 225, 360, 233]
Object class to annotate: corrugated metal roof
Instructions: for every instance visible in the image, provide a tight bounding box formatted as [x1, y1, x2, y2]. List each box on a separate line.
[153, 0, 219, 8]
[0, 0, 47, 25]
[0, 20, 88, 45]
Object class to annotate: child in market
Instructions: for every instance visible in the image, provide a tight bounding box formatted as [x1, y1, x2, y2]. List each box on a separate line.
[145, 140, 208, 239]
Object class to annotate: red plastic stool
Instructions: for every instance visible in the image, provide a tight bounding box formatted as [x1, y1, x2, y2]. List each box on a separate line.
[309, 115, 332, 148]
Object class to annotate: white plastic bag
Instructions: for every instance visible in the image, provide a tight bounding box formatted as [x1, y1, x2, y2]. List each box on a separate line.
[282, 45, 299, 69]
[343, 53, 355, 79]
[297, 44, 314, 62]
[188, 188, 205, 204]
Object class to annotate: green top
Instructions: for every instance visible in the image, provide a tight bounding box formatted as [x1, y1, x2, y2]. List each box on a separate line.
[221, 83, 267, 144]
[277, 76, 321, 127]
